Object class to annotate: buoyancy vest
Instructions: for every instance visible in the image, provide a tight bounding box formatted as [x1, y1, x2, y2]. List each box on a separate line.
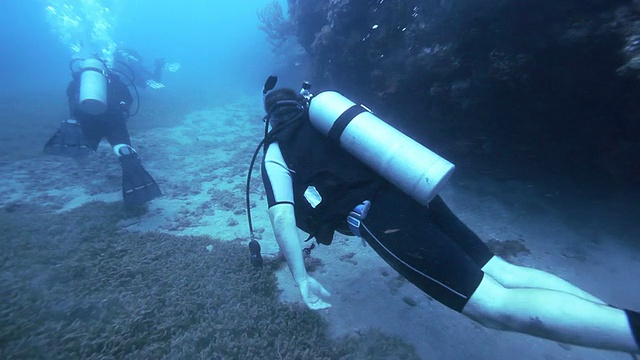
[266, 115, 386, 245]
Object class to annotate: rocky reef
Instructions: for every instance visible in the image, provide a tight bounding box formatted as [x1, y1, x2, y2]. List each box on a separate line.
[270, 0, 640, 184]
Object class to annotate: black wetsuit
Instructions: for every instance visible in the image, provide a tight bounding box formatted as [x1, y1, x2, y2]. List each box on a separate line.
[66, 73, 133, 149]
[261, 116, 494, 312]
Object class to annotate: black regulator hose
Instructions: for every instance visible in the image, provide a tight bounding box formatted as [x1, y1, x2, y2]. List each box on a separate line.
[108, 67, 141, 117]
[245, 106, 307, 268]
[69, 58, 83, 73]
[245, 118, 269, 268]
[109, 62, 140, 117]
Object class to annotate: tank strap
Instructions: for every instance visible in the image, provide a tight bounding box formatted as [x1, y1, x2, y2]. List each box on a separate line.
[328, 105, 367, 142]
[346, 200, 371, 238]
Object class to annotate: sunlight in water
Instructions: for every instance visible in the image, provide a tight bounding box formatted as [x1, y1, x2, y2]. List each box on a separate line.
[44, 0, 117, 62]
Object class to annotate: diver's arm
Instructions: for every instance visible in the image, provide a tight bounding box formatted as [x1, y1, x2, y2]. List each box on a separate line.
[268, 204, 306, 284]
[268, 204, 331, 310]
[262, 143, 331, 310]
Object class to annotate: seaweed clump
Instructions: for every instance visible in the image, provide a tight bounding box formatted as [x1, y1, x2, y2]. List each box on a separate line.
[486, 238, 531, 260]
[0, 201, 418, 359]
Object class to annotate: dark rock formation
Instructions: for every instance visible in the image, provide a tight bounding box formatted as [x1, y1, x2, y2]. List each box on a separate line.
[286, 0, 640, 185]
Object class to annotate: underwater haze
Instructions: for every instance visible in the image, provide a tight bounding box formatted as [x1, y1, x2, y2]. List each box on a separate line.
[0, 0, 286, 95]
[1, 1, 639, 359]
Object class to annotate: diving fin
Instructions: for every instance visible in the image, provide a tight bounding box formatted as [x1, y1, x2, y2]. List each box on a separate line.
[145, 79, 165, 89]
[43, 119, 96, 158]
[117, 145, 161, 207]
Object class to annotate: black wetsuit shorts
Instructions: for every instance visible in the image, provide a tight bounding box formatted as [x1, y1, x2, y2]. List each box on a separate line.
[79, 116, 131, 149]
[361, 186, 494, 312]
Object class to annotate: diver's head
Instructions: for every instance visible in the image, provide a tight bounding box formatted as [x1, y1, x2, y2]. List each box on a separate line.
[264, 88, 306, 128]
[264, 87, 299, 112]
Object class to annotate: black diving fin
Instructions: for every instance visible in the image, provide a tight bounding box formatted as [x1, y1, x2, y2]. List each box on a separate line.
[43, 119, 97, 158]
[117, 146, 161, 207]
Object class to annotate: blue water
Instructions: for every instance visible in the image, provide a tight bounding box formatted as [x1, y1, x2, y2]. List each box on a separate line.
[2, 2, 638, 359]
[0, 0, 287, 95]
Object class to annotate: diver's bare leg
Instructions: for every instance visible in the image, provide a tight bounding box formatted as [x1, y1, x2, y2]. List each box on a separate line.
[481, 256, 605, 304]
[462, 275, 639, 354]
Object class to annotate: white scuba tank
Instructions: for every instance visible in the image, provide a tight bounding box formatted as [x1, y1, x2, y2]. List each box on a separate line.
[78, 58, 108, 115]
[308, 91, 455, 205]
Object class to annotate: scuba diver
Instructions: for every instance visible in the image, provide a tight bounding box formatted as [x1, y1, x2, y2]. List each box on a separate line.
[247, 76, 640, 355]
[44, 57, 161, 207]
[113, 47, 180, 90]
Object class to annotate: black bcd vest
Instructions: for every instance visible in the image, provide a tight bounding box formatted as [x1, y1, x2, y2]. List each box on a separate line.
[266, 115, 386, 245]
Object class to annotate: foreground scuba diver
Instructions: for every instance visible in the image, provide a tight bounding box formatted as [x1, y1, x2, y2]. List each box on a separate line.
[251, 76, 640, 355]
[44, 58, 161, 207]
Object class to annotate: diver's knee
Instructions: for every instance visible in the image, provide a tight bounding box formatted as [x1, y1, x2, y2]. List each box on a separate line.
[481, 256, 525, 286]
[462, 275, 511, 330]
[481, 255, 509, 273]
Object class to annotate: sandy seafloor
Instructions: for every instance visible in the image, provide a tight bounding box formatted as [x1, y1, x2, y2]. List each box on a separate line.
[1, 88, 639, 360]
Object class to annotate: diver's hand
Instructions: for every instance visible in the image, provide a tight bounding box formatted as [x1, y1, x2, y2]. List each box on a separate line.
[298, 276, 331, 310]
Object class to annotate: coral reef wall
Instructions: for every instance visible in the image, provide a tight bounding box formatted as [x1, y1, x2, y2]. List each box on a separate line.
[287, 0, 640, 184]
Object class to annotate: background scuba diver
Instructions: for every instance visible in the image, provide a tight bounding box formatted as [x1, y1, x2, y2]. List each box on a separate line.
[256, 79, 640, 356]
[113, 47, 180, 90]
[44, 57, 161, 207]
